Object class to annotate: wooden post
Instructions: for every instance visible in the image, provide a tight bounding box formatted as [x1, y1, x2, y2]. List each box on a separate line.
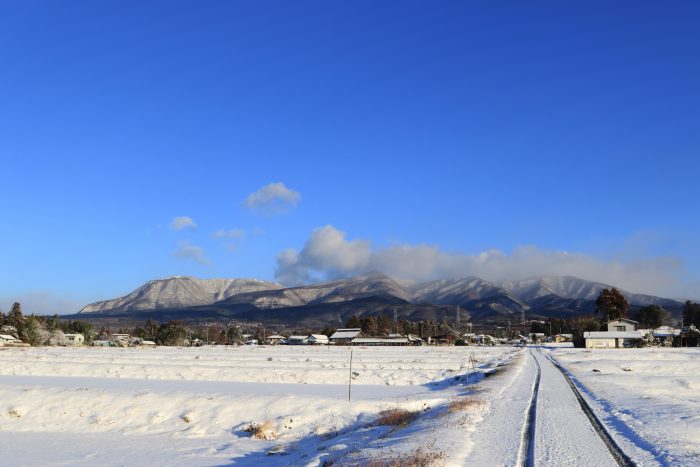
[348, 348, 354, 402]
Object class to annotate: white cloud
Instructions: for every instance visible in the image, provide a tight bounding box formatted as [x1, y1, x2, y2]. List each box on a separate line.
[172, 241, 210, 265]
[275, 225, 371, 285]
[170, 216, 197, 231]
[213, 228, 245, 239]
[244, 182, 300, 215]
[275, 225, 687, 297]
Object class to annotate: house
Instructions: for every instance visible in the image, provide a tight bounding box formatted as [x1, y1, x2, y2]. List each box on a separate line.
[329, 328, 364, 345]
[530, 332, 546, 343]
[286, 335, 308, 345]
[675, 325, 700, 347]
[350, 336, 410, 346]
[607, 319, 638, 332]
[407, 334, 423, 346]
[553, 334, 573, 343]
[0, 334, 20, 346]
[92, 340, 112, 347]
[64, 333, 84, 346]
[111, 333, 131, 347]
[584, 331, 642, 348]
[306, 334, 329, 345]
[265, 335, 286, 345]
[652, 326, 679, 339]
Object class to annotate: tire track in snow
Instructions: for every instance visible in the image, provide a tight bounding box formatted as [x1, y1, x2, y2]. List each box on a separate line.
[517, 348, 541, 467]
[545, 352, 635, 467]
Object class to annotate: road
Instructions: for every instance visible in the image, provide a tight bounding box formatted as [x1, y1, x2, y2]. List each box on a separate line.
[464, 347, 621, 466]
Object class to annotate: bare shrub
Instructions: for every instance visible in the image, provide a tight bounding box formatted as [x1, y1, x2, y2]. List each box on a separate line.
[375, 408, 418, 427]
[448, 397, 485, 413]
[362, 447, 447, 466]
[243, 421, 278, 440]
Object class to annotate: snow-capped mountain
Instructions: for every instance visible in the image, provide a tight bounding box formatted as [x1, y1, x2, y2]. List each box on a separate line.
[218, 272, 412, 309]
[411, 277, 514, 305]
[500, 276, 678, 309]
[80, 277, 283, 313]
[78, 273, 684, 322]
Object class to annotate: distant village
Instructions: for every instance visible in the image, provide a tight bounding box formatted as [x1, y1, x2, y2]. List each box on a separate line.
[2, 293, 699, 349]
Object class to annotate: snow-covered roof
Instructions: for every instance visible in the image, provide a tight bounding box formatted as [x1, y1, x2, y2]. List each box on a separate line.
[609, 318, 639, 325]
[141, 340, 156, 345]
[266, 335, 286, 340]
[584, 331, 642, 339]
[652, 327, 680, 337]
[0, 334, 18, 340]
[330, 329, 363, 339]
[307, 334, 329, 340]
[64, 333, 83, 338]
[351, 337, 409, 344]
[287, 335, 308, 340]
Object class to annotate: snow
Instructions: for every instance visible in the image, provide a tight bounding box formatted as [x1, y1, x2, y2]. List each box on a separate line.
[548, 346, 700, 465]
[0, 345, 518, 465]
[3, 344, 696, 465]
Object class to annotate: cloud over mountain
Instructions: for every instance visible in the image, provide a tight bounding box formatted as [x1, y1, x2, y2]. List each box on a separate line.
[275, 225, 684, 296]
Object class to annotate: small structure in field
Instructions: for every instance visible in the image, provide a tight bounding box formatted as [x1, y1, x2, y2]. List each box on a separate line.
[553, 334, 573, 343]
[675, 325, 700, 347]
[0, 334, 21, 346]
[141, 340, 156, 347]
[306, 334, 329, 345]
[286, 335, 308, 345]
[265, 335, 286, 345]
[92, 340, 112, 347]
[64, 333, 85, 346]
[329, 328, 364, 345]
[350, 335, 410, 346]
[111, 333, 132, 347]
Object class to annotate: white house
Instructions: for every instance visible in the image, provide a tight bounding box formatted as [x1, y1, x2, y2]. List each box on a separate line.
[329, 328, 363, 345]
[306, 334, 329, 345]
[286, 335, 308, 345]
[64, 333, 85, 346]
[584, 331, 642, 348]
[265, 335, 286, 345]
[607, 319, 638, 332]
[0, 334, 20, 346]
[350, 336, 410, 346]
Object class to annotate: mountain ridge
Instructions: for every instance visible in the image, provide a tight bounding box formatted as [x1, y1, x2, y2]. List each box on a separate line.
[78, 273, 684, 322]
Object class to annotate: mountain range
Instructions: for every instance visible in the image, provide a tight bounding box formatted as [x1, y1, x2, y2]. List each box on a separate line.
[75, 273, 684, 326]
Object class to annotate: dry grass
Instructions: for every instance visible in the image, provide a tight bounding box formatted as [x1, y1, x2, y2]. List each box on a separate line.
[359, 447, 447, 466]
[243, 421, 278, 440]
[448, 397, 485, 413]
[375, 408, 419, 427]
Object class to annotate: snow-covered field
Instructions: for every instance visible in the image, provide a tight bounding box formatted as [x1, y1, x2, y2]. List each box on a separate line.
[0, 345, 518, 466]
[550, 347, 700, 465]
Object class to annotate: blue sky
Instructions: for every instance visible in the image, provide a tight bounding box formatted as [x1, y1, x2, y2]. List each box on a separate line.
[1, 1, 699, 314]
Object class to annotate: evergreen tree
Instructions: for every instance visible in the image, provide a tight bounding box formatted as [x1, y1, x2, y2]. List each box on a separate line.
[8, 302, 24, 328]
[636, 305, 667, 328]
[595, 288, 629, 322]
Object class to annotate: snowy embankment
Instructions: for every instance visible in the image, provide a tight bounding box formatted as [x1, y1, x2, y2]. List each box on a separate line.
[0, 345, 520, 466]
[549, 347, 700, 465]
